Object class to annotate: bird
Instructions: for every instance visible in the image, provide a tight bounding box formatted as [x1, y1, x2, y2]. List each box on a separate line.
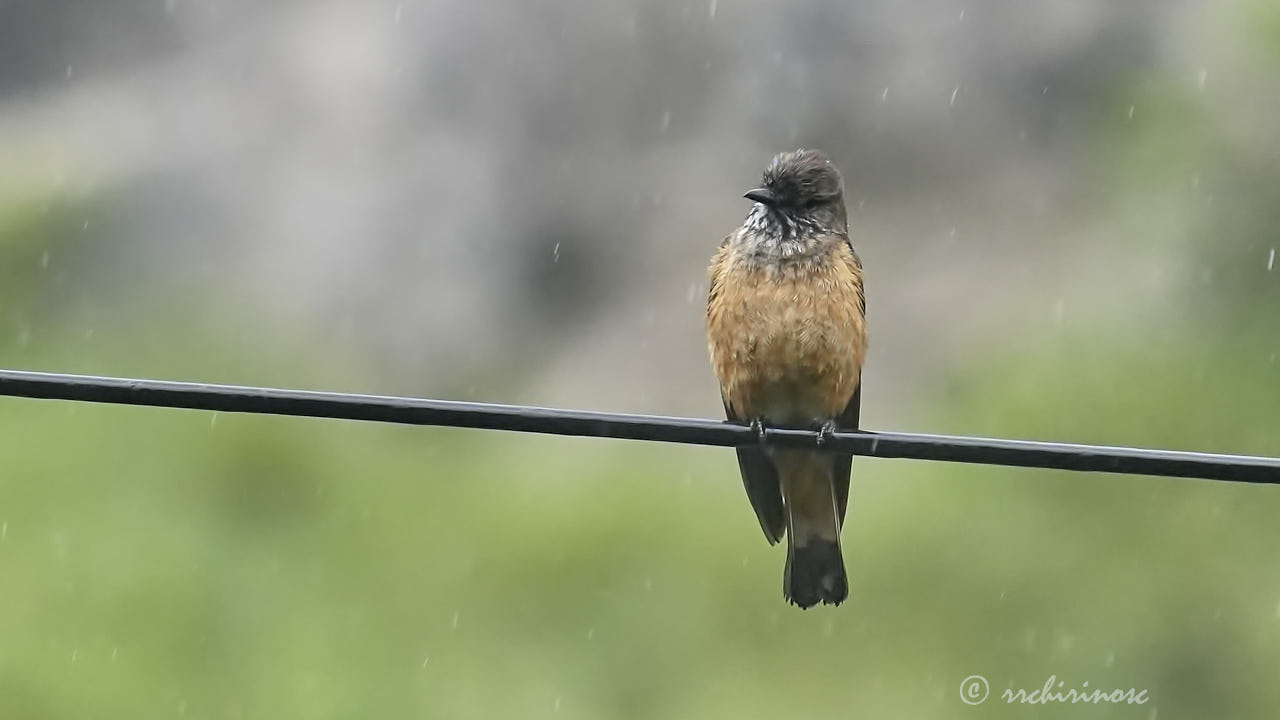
[705, 149, 867, 609]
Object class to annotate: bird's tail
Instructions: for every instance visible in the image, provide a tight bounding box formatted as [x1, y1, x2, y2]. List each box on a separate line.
[776, 450, 848, 609]
[784, 538, 847, 609]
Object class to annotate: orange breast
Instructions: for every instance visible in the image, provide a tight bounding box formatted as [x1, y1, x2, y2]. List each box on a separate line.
[706, 239, 867, 424]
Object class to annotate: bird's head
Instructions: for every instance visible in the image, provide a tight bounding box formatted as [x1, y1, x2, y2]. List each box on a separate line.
[740, 150, 848, 256]
[744, 149, 845, 214]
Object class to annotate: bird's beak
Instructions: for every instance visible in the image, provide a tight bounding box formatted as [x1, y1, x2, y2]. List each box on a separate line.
[744, 188, 776, 206]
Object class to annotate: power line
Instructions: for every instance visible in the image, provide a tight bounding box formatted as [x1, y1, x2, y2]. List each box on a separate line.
[0, 369, 1276, 484]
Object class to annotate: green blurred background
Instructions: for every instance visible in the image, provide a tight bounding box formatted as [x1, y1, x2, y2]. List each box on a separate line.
[2, 0, 1279, 718]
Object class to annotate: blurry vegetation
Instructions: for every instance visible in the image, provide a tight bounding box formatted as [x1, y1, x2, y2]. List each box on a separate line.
[4, 321, 1279, 719]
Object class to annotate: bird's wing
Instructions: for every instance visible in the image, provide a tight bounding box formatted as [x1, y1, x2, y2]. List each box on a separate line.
[708, 232, 786, 545]
[832, 380, 860, 528]
[832, 242, 864, 527]
[723, 399, 786, 545]
[847, 243, 866, 316]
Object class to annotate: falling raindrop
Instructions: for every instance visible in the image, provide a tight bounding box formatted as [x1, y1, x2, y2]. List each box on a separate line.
[40, 251, 49, 269]
[1197, 69, 1207, 89]
[1, 521, 6, 539]
[880, 87, 889, 101]
[586, 628, 595, 640]
[422, 655, 430, 667]
[1128, 105, 1135, 119]
[659, 109, 672, 133]
[1267, 248, 1275, 271]
[958, 8, 965, 21]
[552, 243, 560, 263]
[708, 0, 717, 19]
[949, 87, 959, 106]
[393, 3, 403, 24]
[451, 611, 459, 629]
[210, 413, 218, 428]
[554, 697, 562, 712]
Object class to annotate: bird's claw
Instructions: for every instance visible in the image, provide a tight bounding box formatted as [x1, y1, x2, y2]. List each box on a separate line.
[815, 420, 839, 448]
[750, 418, 768, 445]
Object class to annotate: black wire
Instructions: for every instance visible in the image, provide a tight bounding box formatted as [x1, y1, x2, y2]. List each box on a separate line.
[0, 369, 1276, 484]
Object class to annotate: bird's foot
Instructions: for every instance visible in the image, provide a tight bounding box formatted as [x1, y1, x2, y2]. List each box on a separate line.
[815, 419, 839, 448]
[749, 418, 769, 445]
